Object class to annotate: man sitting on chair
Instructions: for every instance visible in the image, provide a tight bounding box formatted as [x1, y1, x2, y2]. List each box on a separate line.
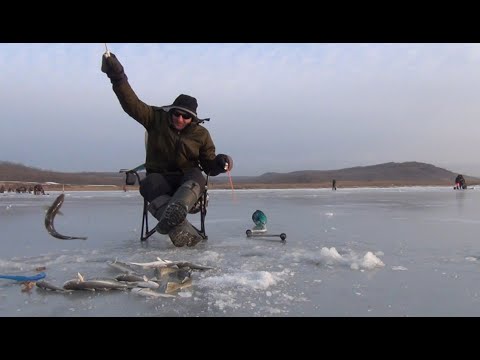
[101, 52, 233, 247]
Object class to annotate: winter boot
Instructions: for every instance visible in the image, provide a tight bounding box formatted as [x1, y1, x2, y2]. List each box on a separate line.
[168, 220, 204, 247]
[156, 180, 202, 235]
[148, 195, 171, 234]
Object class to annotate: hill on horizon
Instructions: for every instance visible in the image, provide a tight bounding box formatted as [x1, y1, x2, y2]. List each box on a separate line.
[210, 161, 480, 187]
[255, 161, 475, 183]
[0, 160, 478, 187]
[0, 161, 124, 186]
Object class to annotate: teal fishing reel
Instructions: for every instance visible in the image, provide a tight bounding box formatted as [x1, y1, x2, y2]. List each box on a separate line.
[252, 210, 267, 230]
[246, 210, 286, 242]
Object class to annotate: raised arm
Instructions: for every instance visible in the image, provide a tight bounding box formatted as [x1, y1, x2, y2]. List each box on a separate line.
[101, 52, 154, 127]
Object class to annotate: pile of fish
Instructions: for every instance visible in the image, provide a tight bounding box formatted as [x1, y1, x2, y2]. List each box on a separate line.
[33, 257, 213, 298]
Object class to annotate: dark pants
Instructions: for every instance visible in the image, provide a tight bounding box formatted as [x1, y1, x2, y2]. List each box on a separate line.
[139, 168, 206, 203]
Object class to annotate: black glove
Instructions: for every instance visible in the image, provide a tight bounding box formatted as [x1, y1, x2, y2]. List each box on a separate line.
[215, 154, 233, 172]
[101, 52, 127, 83]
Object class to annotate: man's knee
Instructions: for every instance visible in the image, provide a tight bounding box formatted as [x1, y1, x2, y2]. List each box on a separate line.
[139, 174, 170, 202]
[184, 168, 206, 190]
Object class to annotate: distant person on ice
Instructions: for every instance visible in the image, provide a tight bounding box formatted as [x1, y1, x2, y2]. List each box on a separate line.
[101, 51, 233, 247]
[332, 179, 337, 190]
[454, 174, 467, 190]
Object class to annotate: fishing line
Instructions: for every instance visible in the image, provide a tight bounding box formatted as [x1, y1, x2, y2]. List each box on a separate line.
[227, 169, 236, 201]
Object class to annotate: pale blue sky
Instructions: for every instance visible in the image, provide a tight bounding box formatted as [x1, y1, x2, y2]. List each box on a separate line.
[1, 43, 480, 176]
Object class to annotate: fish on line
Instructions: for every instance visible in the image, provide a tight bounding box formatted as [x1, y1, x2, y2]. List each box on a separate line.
[44, 194, 88, 240]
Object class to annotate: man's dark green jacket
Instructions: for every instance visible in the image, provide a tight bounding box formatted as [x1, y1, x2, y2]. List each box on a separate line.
[112, 81, 220, 175]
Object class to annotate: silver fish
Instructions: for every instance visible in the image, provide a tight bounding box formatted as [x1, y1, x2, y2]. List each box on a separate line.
[129, 257, 213, 271]
[63, 273, 128, 291]
[63, 279, 128, 291]
[44, 194, 87, 240]
[36, 280, 72, 292]
[107, 260, 141, 274]
[82, 280, 129, 291]
[173, 262, 214, 271]
[115, 273, 148, 282]
[127, 257, 175, 268]
[112, 274, 159, 289]
[128, 281, 160, 289]
[63, 279, 95, 291]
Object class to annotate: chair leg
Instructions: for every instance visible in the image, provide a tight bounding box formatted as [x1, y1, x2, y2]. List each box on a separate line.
[189, 191, 208, 240]
[200, 192, 208, 240]
[140, 199, 148, 241]
[202, 177, 209, 240]
[140, 199, 156, 242]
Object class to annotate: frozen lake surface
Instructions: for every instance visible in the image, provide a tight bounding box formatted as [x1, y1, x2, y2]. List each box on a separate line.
[1, 186, 480, 317]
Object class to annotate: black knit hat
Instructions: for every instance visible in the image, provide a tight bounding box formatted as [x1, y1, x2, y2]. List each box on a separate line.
[161, 94, 209, 122]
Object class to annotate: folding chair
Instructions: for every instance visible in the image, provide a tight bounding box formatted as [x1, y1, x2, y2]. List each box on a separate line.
[119, 164, 209, 242]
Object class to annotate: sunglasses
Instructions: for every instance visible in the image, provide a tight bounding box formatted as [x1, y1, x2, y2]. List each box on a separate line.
[172, 110, 193, 120]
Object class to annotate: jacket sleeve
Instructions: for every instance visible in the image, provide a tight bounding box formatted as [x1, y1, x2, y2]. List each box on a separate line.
[198, 131, 223, 176]
[112, 80, 155, 129]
